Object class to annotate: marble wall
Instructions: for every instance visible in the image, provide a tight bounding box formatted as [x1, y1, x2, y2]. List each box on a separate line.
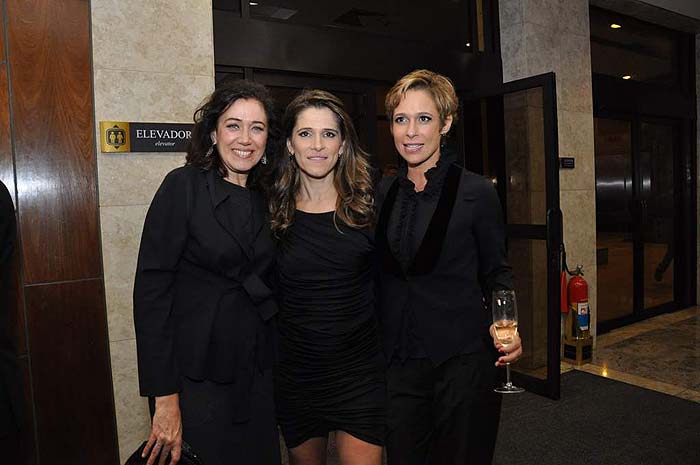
[499, 0, 598, 338]
[91, 1, 215, 461]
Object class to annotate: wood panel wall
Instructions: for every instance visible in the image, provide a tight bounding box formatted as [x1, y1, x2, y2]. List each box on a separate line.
[0, 19, 13, 200]
[1, 1, 119, 463]
[9, 0, 101, 284]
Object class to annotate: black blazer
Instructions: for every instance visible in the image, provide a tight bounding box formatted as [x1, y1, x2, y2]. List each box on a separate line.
[376, 163, 513, 365]
[0, 180, 19, 437]
[133, 166, 276, 419]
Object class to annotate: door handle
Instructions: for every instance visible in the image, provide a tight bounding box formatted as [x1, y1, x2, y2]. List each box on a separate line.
[546, 208, 563, 266]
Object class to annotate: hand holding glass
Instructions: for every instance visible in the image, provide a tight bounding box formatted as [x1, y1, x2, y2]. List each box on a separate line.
[492, 289, 525, 394]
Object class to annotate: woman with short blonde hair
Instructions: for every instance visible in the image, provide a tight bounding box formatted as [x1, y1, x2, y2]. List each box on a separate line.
[376, 69, 522, 465]
[384, 68, 459, 126]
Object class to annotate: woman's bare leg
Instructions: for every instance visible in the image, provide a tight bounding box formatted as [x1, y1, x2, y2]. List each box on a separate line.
[289, 437, 328, 465]
[336, 431, 382, 465]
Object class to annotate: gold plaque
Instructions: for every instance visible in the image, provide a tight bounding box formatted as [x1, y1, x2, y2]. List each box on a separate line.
[100, 121, 130, 152]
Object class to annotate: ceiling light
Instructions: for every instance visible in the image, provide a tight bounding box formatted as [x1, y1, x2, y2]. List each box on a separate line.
[622, 75, 632, 80]
[250, 1, 259, 5]
[466, 42, 471, 47]
[610, 23, 622, 29]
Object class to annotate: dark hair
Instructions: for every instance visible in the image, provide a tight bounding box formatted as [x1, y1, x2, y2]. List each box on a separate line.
[186, 78, 279, 192]
[269, 89, 375, 237]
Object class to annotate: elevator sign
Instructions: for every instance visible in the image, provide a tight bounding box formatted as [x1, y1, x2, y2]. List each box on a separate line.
[99, 121, 193, 153]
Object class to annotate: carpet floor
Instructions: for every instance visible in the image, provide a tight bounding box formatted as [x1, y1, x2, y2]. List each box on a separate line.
[494, 370, 700, 465]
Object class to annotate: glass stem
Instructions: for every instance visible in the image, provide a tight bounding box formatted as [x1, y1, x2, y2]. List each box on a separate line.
[504, 362, 513, 387]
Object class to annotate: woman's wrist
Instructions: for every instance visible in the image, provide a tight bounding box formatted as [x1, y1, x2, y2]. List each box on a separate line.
[155, 393, 179, 408]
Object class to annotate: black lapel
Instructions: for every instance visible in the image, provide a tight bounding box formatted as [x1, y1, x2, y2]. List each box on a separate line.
[375, 178, 404, 278]
[205, 169, 253, 261]
[409, 163, 462, 275]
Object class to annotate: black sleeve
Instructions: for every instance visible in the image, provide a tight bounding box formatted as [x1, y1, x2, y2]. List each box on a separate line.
[133, 169, 192, 397]
[0, 181, 16, 333]
[0, 181, 15, 271]
[0, 181, 19, 436]
[473, 178, 514, 297]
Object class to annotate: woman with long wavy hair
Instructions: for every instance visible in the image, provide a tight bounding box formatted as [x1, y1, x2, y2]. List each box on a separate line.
[270, 90, 384, 465]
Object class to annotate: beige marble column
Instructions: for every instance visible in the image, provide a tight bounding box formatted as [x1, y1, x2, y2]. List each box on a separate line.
[91, 1, 214, 461]
[499, 0, 598, 339]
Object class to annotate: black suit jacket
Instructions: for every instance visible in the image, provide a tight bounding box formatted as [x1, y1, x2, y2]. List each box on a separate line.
[133, 166, 276, 420]
[376, 163, 513, 365]
[0, 180, 19, 437]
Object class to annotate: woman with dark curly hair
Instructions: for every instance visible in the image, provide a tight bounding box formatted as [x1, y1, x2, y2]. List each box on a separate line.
[133, 79, 281, 465]
[270, 90, 384, 465]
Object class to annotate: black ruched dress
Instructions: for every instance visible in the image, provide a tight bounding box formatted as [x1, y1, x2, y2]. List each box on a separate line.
[275, 210, 385, 448]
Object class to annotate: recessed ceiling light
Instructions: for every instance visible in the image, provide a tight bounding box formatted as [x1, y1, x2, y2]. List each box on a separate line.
[465, 42, 471, 47]
[610, 23, 622, 29]
[622, 75, 632, 80]
[250, 1, 259, 5]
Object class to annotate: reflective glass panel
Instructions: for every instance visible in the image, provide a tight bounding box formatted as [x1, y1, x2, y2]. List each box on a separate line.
[595, 118, 634, 322]
[640, 122, 674, 310]
[508, 237, 548, 380]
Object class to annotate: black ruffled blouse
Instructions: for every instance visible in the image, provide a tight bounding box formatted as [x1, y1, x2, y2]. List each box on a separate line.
[387, 152, 456, 270]
[386, 152, 457, 360]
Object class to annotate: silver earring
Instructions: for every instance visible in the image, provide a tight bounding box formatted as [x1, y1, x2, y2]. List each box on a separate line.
[261, 154, 267, 165]
[205, 144, 215, 157]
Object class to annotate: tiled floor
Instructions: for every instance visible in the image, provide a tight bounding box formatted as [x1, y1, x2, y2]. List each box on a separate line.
[567, 306, 700, 403]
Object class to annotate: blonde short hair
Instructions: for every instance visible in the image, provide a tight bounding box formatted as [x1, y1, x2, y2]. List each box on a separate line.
[385, 69, 459, 126]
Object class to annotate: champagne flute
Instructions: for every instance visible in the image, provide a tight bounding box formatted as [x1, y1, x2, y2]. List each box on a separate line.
[492, 289, 525, 394]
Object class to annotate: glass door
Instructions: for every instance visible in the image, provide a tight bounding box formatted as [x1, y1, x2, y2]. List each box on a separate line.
[595, 118, 635, 322]
[594, 117, 678, 331]
[461, 73, 562, 399]
[639, 121, 675, 312]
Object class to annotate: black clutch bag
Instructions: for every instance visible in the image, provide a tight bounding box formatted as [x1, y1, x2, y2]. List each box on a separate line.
[125, 441, 203, 465]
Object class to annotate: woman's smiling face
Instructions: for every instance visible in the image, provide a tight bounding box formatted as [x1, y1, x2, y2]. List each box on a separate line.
[287, 106, 344, 181]
[390, 88, 452, 170]
[210, 97, 268, 181]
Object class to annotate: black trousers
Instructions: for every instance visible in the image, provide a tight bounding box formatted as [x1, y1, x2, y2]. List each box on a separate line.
[149, 368, 280, 465]
[386, 351, 502, 465]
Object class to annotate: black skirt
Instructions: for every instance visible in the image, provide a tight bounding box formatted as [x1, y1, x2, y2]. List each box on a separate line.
[149, 369, 280, 465]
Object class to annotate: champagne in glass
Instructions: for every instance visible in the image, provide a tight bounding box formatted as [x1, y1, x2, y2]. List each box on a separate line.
[494, 320, 518, 346]
[492, 289, 525, 394]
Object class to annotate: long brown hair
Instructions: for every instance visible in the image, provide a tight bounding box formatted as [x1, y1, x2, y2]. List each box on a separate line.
[269, 90, 375, 237]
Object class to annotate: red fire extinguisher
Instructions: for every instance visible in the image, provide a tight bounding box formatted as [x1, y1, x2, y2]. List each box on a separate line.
[560, 244, 569, 314]
[567, 265, 590, 334]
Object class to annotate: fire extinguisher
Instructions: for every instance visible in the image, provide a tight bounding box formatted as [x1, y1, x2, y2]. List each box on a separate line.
[567, 265, 590, 336]
[560, 244, 569, 314]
